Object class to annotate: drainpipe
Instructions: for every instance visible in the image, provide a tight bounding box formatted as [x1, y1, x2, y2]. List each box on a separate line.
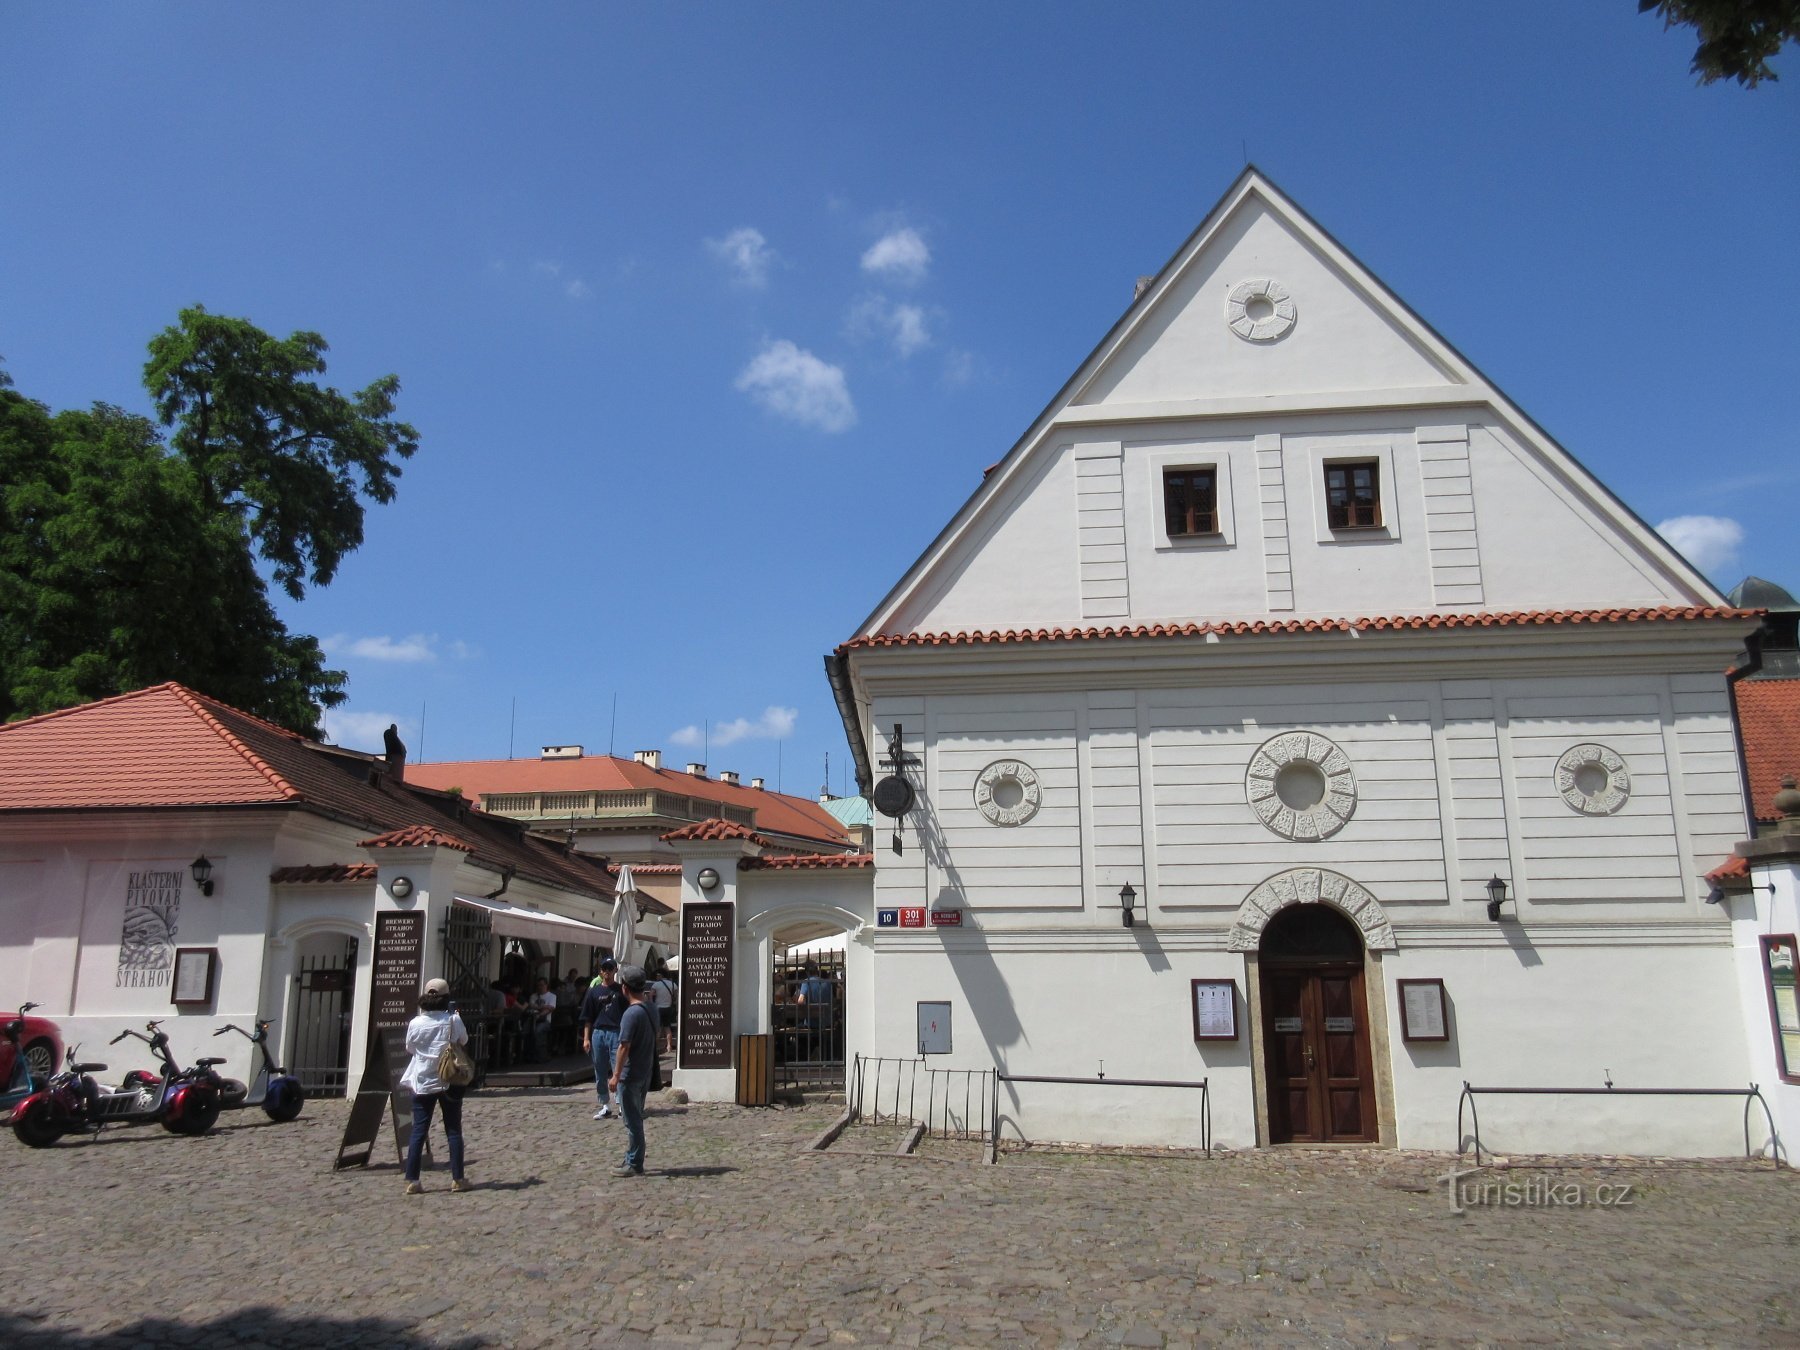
[824, 650, 874, 797]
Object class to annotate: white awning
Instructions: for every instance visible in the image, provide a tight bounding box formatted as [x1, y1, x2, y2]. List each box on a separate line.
[453, 894, 613, 946]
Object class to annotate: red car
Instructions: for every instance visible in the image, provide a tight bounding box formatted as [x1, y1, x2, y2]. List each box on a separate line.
[2, 1007, 64, 1087]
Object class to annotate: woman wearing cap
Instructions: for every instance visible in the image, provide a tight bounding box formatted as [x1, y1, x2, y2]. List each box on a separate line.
[400, 977, 471, 1195]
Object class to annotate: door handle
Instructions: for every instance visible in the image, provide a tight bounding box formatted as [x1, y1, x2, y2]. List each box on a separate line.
[1304, 1043, 1316, 1071]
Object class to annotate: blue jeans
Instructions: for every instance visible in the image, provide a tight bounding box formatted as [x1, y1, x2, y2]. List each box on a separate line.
[618, 1076, 648, 1172]
[405, 1089, 464, 1182]
[591, 1029, 619, 1105]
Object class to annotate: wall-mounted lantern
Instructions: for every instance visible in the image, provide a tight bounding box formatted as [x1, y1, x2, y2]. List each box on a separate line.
[1485, 875, 1511, 922]
[191, 855, 215, 897]
[696, 866, 721, 893]
[389, 875, 414, 900]
[1119, 881, 1138, 929]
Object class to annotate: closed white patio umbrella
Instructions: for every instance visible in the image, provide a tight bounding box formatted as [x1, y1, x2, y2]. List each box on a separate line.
[611, 864, 639, 966]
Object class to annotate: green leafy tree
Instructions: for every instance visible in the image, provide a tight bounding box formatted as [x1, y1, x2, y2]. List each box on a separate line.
[1641, 0, 1799, 86]
[146, 306, 419, 600]
[1, 312, 417, 736]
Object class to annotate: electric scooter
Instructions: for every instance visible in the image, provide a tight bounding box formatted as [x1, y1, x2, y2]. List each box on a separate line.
[10, 1021, 223, 1147]
[211, 1019, 305, 1122]
[1, 1003, 42, 1113]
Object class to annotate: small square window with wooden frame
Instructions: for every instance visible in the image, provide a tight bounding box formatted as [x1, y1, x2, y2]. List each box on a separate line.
[1163, 467, 1219, 538]
[1325, 459, 1382, 530]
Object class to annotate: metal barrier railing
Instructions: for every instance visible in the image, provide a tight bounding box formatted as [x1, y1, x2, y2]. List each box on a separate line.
[1456, 1079, 1781, 1166]
[849, 1055, 993, 1143]
[990, 1072, 1212, 1162]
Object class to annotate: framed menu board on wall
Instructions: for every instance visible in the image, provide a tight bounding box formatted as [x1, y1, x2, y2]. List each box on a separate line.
[1190, 979, 1238, 1041]
[1397, 978, 1449, 1043]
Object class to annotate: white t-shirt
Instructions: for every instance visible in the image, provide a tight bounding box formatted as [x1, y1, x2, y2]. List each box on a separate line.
[400, 1010, 468, 1095]
[650, 979, 674, 1011]
[531, 989, 557, 1022]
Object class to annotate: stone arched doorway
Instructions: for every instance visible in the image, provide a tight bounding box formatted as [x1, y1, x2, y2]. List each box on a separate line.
[1257, 905, 1379, 1142]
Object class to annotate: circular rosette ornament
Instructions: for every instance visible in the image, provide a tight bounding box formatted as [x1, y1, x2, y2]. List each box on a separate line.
[1245, 732, 1357, 841]
[1555, 744, 1631, 816]
[1226, 279, 1297, 342]
[974, 759, 1043, 827]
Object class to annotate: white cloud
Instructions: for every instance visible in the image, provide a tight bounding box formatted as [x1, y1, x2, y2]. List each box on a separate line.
[323, 709, 410, 752]
[1655, 514, 1745, 577]
[706, 227, 776, 288]
[324, 633, 438, 663]
[861, 227, 930, 284]
[490, 258, 592, 301]
[848, 295, 931, 358]
[941, 348, 979, 387]
[565, 278, 591, 300]
[669, 707, 799, 751]
[734, 339, 856, 432]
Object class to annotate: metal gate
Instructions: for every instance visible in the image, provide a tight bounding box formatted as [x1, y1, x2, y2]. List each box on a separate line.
[773, 946, 845, 1091]
[289, 937, 358, 1096]
[442, 901, 494, 1006]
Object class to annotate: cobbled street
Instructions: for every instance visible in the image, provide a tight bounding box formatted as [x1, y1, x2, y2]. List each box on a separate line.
[2, 1089, 1795, 1347]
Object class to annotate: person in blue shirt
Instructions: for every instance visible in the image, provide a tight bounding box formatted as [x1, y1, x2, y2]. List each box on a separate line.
[607, 965, 659, 1177]
[580, 958, 625, 1119]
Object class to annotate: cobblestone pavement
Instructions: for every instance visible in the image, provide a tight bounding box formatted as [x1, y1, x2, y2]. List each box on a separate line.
[2, 1089, 1796, 1347]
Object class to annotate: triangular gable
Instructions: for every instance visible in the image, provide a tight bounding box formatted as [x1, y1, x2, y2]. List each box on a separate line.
[854, 168, 1720, 639]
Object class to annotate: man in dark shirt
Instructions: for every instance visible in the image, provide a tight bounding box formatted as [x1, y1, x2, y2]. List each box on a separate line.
[579, 958, 624, 1119]
[607, 964, 659, 1177]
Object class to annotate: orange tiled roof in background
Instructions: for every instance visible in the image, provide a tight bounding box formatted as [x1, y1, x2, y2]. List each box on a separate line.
[1733, 678, 1800, 823]
[406, 754, 852, 850]
[841, 606, 1758, 651]
[662, 818, 768, 845]
[0, 683, 619, 902]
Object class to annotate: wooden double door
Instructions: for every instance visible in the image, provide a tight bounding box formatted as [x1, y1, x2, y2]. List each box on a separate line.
[1260, 961, 1377, 1143]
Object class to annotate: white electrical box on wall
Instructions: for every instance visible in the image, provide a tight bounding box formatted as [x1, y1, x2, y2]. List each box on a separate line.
[917, 1001, 952, 1055]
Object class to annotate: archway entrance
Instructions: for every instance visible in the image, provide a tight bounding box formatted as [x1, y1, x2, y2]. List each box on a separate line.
[1259, 904, 1377, 1143]
[771, 924, 847, 1092]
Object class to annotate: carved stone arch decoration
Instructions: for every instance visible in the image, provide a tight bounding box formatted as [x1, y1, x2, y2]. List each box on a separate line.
[1226, 868, 1396, 953]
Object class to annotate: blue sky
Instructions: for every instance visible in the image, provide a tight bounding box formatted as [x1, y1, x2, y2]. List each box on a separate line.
[3, 4, 1795, 788]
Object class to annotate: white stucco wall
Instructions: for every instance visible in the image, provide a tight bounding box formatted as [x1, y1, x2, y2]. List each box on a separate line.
[1727, 851, 1800, 1158]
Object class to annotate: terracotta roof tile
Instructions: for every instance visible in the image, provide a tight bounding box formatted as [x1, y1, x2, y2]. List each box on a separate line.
[1733, 678, 1800, 823]
[359, 825, 478, 852]
[841, 606, 1759, 652]
[1704, 855, 1750, 887]
[610, 862, 683, 876]
[270, 863, 379, 885]
[661, 818, 768, 845]
[404, 755, 851, 850]
[0, 682, 617, 902]
[740, 852, 874, 871]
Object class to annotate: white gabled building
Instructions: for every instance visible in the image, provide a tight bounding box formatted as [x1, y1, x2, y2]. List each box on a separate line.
[807, 168, 1766, 1156]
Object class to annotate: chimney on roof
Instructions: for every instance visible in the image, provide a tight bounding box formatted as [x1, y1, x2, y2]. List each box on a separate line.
[686, 762, 707, 778]
[633, 750, 662, 770]
[383, 724, 406, 782]
[541, 744, 583, 760]
[719, 770, 740, 787]
[1134, 275, 1155, 300]
[751, 777, 765, 790]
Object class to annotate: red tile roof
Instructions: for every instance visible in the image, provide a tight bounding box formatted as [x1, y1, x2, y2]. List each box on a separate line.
[1704, 855, 1750, 887]
[404, 754, 852, 849]
[841, 606, 1758, 652]
[740, 852, 874, 871]
[610, 862, 683, 876]
[0, 683, 616, 901]
[270, 863, 379, 885]
[1734, 678, 1800, 823]
[661, 818, 768, 845]
[0, 683, 304, 808]
[360, 825, 478, 852]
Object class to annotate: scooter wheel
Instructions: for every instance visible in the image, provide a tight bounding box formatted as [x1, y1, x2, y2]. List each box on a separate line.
[11, 1099, 65, 1148]
[164, 1091, 222, 1137]
[262, 1080, 305, 1123]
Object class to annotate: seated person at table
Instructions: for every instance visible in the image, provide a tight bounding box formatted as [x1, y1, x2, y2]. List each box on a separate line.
[528, 977, 557, 1062]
